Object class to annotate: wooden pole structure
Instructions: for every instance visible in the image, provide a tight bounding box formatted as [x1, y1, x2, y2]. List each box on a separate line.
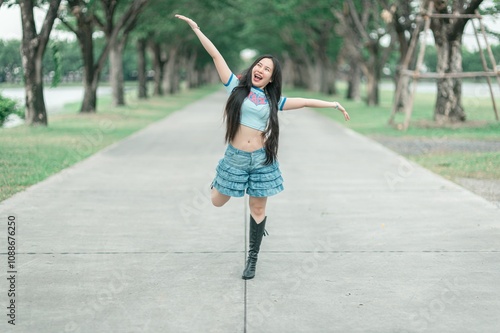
[388, 4, 500, 129]
[401, 1, 433, 131]
[477, 10, 500, 121]
[388, 17, 424, 125]
[400, 70, 500, 78]
[472, 21, 499, 121]
[426, 13, 481, 19]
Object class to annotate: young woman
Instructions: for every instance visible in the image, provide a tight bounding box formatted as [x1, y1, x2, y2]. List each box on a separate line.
[175, 14, 350, 280]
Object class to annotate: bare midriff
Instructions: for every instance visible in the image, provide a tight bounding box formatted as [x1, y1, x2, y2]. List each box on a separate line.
[230, 125, 265, 152]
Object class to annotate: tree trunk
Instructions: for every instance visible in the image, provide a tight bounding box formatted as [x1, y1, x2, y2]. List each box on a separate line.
[318, 56, 334, 95]
[430, 6, 467, 123]
[319, 59, 336, 95]
[19, 0, 61, 126]
[102, 1, 146, 107]
[328, 63, 338, 95]
[322, 68, 336, 95]
[365, 71, 379, 106]
[81, 76, 98, 113]
[316, 20, 335, 95]
[21, 48, 47, 125]
[393, 42, 412, 113]
[390, 0, 414, 113]
[293, 56, 314, 90]
[201, 64, 218, 85]
[75, 11, 98, 113]
[163, 46, 178, 95]
[290, 60, 306, 89]
[428, 0, 484, 123]
[185, 51, 198, 89]
[333, 0, 384, 106]
[66, 0, 147, 112]
[137, 38, 148, 99]
[307, 61, 320, 92]
[66, 0, 105, 113]
[281, 53, 295, 87]
[109, 38, 126, 106]
[394, 73, 410, 113]
[365, 42, 380, 106]
[149, 42, 164, 96]
[346, 60, 361, 101]
[434, 35, 466, 122]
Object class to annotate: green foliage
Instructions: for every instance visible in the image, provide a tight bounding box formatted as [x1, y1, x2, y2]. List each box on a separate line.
[41, 40, 82, 82]
[423, 45, 438, 72]
[241, 0, 343, 60]
[0, 39, 22, 83]
[134, 0, 341, 75]
[423, 44, 500, 72]
[49, 42, 62, 87]
[135, 0, 245, 71]
[478, 0, 500, 15]
[0, 93, 23, 126]
[1, 0, 499, 110]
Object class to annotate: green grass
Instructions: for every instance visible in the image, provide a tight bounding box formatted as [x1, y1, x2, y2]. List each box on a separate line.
[286, 82, 500, 138]
[285, 81, 500, 181]
[0, 85, 219, 202]
[1, 81, 499, 202]
[411, 152, 500, 180]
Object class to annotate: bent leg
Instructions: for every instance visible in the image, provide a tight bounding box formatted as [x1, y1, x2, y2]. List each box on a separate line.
[248, 196, 268, 223]
[211, 187, 231, 207]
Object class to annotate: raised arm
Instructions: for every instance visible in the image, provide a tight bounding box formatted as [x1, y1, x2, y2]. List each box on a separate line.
[282, 98, 350, 121]
[175, 14, 232, 84]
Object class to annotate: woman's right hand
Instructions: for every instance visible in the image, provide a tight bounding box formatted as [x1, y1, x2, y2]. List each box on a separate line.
[174, 14, 199, 30]
[174, 14, 232, 84]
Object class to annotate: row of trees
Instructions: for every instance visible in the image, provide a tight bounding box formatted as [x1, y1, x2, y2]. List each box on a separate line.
[0, 38, 141, 84]
[1, 0, 148, 125]
[1, 0, 499, 127]
[4, 38, 498, 86]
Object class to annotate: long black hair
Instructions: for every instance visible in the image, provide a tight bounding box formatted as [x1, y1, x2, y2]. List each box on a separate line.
[224, 55, 283, 165]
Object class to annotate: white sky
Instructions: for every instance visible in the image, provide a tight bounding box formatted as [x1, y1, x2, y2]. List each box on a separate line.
[0, 6, 42, 40]
[0, 3, 498, 49]
[0, 5, 72, 41]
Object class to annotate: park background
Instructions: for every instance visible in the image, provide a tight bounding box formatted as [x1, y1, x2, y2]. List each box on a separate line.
[0, 0, 500, 205]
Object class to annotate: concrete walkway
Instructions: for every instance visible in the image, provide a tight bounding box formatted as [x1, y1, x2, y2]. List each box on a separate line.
[1, 90, 499, 333]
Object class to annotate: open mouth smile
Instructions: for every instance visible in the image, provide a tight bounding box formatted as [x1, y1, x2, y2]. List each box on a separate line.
[253, 73, 263, 82]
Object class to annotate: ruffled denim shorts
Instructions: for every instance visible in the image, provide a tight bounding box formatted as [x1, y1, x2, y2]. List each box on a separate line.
[212, 144, 284, 198]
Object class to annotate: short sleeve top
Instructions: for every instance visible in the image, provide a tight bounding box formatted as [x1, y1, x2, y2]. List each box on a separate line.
[224, 74, 287, 131]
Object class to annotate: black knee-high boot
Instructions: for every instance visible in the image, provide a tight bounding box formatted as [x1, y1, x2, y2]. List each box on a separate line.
[242, 215, 268, 280]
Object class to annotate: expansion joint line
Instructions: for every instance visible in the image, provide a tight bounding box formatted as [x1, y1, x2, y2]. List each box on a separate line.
[243, 195, 248, 333]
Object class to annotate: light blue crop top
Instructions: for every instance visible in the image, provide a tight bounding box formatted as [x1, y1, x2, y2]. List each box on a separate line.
[224, 74, 287, 131]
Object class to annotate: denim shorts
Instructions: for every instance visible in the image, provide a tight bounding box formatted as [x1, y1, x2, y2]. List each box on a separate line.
[212, 144, 284, 198]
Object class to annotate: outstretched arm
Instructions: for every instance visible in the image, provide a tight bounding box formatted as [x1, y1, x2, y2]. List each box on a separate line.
[282, 98, 350, 121]
[175, 14, 232, 84]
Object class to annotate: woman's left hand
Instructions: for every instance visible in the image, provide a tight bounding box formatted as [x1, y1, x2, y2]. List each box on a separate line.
[336, 103, 350, 121]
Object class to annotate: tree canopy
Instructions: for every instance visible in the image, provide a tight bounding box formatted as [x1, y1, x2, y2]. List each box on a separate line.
[1, 0, 499, 126]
